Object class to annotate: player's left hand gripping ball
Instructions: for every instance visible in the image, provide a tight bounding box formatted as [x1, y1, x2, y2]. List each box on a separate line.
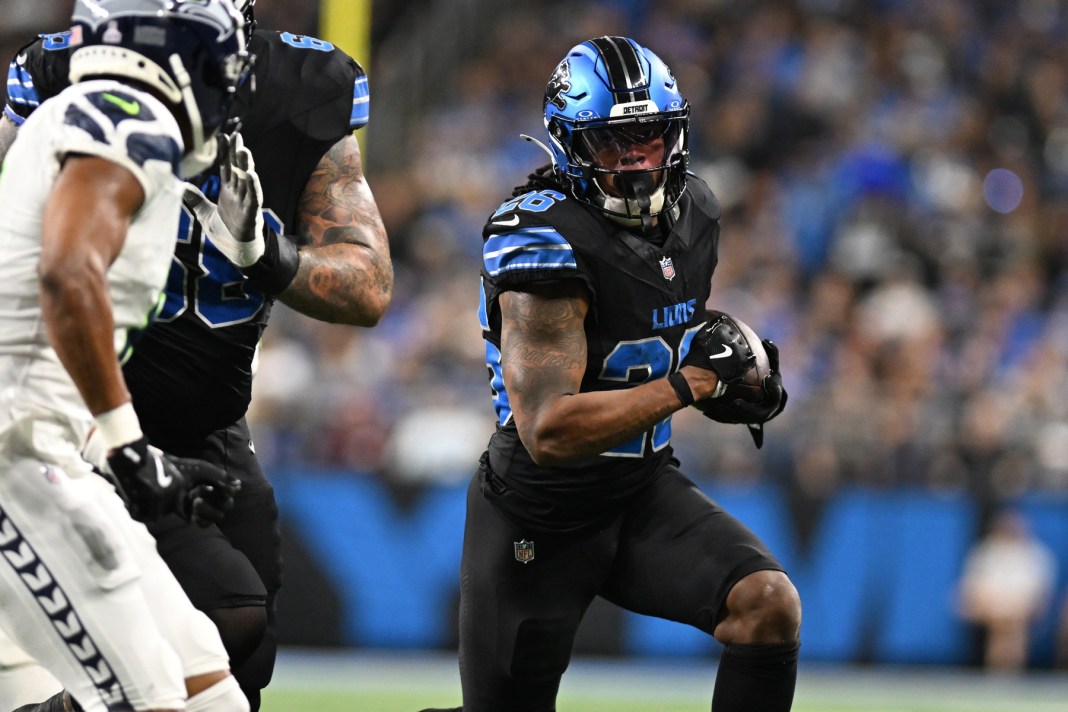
[697, 339, 788, 425]
[680, 313, 757, 389]
[695, 338, 788, 449]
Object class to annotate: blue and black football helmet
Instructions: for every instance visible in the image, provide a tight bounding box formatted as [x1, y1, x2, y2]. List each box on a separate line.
[68, 0, 250, 174]
[544, 36, 689, 226]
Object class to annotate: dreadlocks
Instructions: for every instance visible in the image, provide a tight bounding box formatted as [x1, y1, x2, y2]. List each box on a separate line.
[511, 164, 566, 198]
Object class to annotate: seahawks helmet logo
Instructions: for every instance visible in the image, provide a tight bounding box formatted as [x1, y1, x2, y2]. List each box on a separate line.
[175, 0, 241, 41]
[72, 0, 239, 42]
[546, 59, 572, 110]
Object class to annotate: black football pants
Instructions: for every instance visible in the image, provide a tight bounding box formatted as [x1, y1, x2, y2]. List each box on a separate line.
[457, 463, 783, 712]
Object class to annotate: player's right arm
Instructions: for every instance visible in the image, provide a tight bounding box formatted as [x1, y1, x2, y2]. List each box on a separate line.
[281, 132, 392, 326]
[500, 281, 726, 466]
[252, 37, 391, 326]
[38, 155, 144, 417]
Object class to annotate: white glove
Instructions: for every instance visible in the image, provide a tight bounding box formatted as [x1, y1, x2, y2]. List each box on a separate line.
[183, 132, 265, 268]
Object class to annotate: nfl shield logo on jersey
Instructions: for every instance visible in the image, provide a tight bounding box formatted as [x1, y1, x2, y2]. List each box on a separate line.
[514, 539, 535, 564]
[659, 256, 676, 281]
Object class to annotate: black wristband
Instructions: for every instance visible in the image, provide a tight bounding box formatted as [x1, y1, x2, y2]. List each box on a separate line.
[667, 371, 694, 407]
[242, 225, 300, 295]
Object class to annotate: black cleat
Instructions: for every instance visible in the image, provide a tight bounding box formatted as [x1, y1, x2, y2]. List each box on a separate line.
[417, 708, 462, 712]
[12, 690, 79, 712]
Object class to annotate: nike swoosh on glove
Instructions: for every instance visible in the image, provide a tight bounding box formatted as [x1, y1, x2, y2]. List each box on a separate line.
[695, 339, 788, 448]
[679, 314, 756, 391]
[105, 436, 240, 526]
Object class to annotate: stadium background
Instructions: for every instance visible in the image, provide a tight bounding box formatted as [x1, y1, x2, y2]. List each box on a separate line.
[4, 0, 1068, 679]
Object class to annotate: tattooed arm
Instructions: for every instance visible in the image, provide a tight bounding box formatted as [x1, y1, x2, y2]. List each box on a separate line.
[279, 133, 393, 325]
[500, 280, 719, 466]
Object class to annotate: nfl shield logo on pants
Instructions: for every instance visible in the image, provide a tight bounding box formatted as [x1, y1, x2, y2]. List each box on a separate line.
[659, 256, 676, 281]
[514, 539, 535, 564]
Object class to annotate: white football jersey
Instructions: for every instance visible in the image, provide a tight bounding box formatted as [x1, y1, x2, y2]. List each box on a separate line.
[0, 79, 185, 455]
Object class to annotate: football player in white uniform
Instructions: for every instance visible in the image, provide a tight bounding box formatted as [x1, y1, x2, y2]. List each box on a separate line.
[0, 1, 255, 710]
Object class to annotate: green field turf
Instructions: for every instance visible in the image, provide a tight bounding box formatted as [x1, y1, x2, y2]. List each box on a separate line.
[261, 687, 1067, 712]
[257, 689, 887, 711]
[262, 649, 1068, 712]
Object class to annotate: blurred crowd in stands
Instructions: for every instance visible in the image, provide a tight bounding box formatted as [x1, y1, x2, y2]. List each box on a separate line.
[317, 0, 1068, 512]
[4, 0, 1068, 509]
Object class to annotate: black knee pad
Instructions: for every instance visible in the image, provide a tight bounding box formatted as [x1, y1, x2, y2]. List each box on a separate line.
[206, 605, 268, 669]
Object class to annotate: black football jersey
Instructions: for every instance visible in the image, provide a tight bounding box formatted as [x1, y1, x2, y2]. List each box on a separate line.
[5, 31, 368, 446]
[478, 175, 721, 531]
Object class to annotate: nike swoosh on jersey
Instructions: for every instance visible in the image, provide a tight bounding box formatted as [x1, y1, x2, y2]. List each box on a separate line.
[492, 214, 520, 227]
[709, 344, 734, 359]
[103, 93, 141, 116]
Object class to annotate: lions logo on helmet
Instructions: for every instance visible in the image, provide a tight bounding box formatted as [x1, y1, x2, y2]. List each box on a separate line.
[542, 36, 690, 229]
[68, 0, 250, 175]
[546, 60, 571, 111]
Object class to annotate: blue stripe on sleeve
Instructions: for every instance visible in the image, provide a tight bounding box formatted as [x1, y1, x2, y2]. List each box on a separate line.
[3, 105, 25, 125]
[478, 277, 489, 330]
[350, 75, 369, 129]
[6, 61, 40, 112]
[485, 340, 511, 425]
[483, 227, 577, 277]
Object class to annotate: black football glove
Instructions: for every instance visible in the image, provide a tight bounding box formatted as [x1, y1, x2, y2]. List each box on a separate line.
[180, 463, 241, 527]
[696, 339, 788, 449]
[105, 436, 240, 527]
[680, 314, 756, 387]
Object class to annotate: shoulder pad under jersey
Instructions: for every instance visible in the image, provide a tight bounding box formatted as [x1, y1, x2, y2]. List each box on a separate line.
[246, 30, 369, 142]
[46, 82, 182, 191]
[482, 187, 603, 288]
[684, 173, 722, 222]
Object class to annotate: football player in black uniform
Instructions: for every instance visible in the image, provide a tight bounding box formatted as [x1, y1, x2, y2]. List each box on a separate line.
[426, 37, 800, 712]
[0, 1, 392, 710]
